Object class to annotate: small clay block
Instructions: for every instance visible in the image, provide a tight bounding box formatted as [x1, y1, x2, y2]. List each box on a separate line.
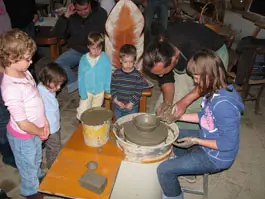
[79, 171, 107, 194]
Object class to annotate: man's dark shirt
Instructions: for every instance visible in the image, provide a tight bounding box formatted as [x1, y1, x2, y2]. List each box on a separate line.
[52, 4, 107, 54]
[158, 21, 225, 85]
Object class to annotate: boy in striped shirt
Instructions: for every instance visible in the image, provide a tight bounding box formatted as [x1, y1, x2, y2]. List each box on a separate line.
[111, 44, 149, 120]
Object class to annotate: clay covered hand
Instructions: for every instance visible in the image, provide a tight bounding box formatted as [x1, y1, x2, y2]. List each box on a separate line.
[162, 104, 180, 124]
[156, 102, 172, 121]
[156, 103, 181, 124]
[173, 137, 199, 148]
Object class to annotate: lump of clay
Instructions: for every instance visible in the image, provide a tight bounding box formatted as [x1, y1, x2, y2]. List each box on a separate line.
[79, 171, 107, 194]
[86, 161, 98, 170]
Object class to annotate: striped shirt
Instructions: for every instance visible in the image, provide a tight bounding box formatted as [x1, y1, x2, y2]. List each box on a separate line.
[111, 68, 149, 105]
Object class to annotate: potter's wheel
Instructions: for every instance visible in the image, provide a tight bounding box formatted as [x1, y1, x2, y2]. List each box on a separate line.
[123, 120, 168, 146]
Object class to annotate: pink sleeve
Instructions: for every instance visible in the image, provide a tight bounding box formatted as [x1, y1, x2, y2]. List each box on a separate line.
[2, 85, 27, 122]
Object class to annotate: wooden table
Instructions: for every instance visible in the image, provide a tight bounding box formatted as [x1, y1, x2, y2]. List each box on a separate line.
[35, 26, 60, 62]
[39, 125, 124, 198]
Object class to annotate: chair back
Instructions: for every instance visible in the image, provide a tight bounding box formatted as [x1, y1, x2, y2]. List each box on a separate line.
[105, 0, 144, 71]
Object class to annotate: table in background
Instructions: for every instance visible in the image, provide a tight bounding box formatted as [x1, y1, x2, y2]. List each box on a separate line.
[35, 17, 60, 62]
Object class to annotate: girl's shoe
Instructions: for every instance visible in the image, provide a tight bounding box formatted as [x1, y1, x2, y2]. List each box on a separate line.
[26, 193, 44, 199]
[0, 189, 11, 199]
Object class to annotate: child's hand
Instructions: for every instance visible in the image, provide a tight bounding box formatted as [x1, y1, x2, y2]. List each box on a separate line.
[43, 118, 51, 138]
[114, 98, 125, 108]
[125, 102, 134, 111]
[39, 135, 49, 141]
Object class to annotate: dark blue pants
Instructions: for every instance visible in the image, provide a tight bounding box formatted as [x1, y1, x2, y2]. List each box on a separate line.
[0, 88, 15, 167]
[157, 129, 220, 197]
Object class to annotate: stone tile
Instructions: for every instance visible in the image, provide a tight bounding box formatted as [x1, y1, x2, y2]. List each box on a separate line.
[236, 187, 265, 199]
[0, 164, 19, 192]
[208, 179, 242, 199]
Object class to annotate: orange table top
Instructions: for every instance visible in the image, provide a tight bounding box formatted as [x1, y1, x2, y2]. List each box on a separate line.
[39, 124, 124, 199]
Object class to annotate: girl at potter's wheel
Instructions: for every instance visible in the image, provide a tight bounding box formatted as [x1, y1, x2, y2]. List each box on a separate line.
[156, 49, 244, 199]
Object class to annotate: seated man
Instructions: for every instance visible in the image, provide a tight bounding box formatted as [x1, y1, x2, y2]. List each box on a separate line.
[143, 21, 228, 129]
[52, 0, 107, 93]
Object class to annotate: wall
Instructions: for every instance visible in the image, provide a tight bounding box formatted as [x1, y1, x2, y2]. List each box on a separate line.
[224, 10, 265, 42]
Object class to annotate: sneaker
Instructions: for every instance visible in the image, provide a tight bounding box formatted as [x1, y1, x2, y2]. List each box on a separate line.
[0, 189, 11, 199]
[179, 175, 196, 183]
[26, 193, 44, 199]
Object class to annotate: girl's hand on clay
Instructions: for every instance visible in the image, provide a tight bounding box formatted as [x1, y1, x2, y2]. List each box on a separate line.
[173, 137, 199, 148]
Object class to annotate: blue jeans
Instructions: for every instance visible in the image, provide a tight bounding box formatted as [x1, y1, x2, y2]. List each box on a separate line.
[157, 129, 220, 197]
[55, 49, 83, 93]
[0, 88, 15, 166]
[145, 0, 168, 36]
[113, 104, 139, 120]
[7, 133, 42, 196]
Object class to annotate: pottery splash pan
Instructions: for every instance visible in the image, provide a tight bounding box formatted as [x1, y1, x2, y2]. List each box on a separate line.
[113, 113, 179, 163]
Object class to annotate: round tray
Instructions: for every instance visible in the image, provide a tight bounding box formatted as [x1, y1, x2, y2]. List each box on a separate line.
[123, 120, 168, 146]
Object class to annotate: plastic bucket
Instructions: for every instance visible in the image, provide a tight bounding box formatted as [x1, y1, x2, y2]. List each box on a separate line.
[80, 107, 112, 147]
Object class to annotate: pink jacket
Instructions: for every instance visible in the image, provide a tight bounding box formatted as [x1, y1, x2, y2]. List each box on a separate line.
[1, 71, 45, 139]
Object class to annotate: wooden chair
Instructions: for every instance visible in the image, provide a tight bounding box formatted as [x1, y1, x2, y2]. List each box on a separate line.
[228, 47, 265, 114]
[104, 88, 152, 114]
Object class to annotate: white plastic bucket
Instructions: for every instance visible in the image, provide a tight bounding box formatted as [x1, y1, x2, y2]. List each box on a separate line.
[80, 107, 112, 147]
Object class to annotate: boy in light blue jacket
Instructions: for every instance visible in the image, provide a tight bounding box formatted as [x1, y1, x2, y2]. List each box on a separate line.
[77, 32, 112, 120]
